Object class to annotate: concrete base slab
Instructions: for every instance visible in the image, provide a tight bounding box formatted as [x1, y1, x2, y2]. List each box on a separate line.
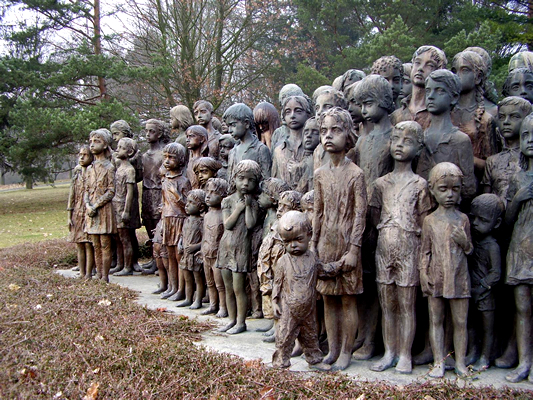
[56, 269, 533, 391]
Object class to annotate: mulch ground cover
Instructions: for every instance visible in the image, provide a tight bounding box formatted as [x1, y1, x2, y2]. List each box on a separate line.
[0, 239, 531, 399]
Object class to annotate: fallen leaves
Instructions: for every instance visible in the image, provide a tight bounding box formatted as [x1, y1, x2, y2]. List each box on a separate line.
[97, 299, 111, 306]
[82, 381, 99, 400]
[8, 283, 21, 291]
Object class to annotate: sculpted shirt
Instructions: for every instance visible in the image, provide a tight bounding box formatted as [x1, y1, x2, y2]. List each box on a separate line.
[390, 95, 432, 131]
[227, 134, 272, 181]
[481, 147, 521, 206]
[271, 136, 306, 190]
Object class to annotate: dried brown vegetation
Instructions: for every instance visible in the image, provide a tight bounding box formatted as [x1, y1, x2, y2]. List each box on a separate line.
[0, 239, 531, 399]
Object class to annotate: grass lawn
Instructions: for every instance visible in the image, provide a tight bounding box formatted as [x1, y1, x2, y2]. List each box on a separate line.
[0, 185, 70, 248]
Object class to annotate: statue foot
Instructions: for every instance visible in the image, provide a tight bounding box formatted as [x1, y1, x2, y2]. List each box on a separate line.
[202, 295, 209, 304]
[160, 289, 176, 299]
[352, 343, 375, 360]
[370, 353, 397, 372]
[109, 265, 123, 274]
[465, 351, 479, 367]
[428, 362, 445, 378]
[201, 306, 218, 315]
[413, 348, 434, 365]
[250, 310, 263, 319]
[218, 321, 236, 332]
[309, 362, 331, 372]
[331, 353, 352, 371]
[189, 301, 202, 310]
[256, 320, 274, 332]
[352, 338, 364, 353]
[495, 350, 518, 369]
[176, 300, 192, 308]
[291, 341, 303, 357]
[167, 291, 185, 301]
[395, 356, 412, 374]
[227, 323, 247, 335]
[72, 266, 80, 271]
[472, 356, 489, 372]
[262, 327, 275, 337]
[216, 308, 228, 318]
[454, 363, 470, 377]
[152, 286, 167, 295]
[262, 334, 275, 343]
[505, 365, 530, 383]
[114, 268, 133, 276]
[322, 352, 338, 365]
[132, 262, 142, 272]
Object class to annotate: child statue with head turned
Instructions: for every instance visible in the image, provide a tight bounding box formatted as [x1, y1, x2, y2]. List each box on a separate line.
[193, 100, 220, 159]
[371, 55, 404, 110]
[170, 105, 194, 148]
[253, 102, 280, 150]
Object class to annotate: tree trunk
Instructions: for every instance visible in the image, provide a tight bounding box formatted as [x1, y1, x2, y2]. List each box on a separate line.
[25, 177, 33, 190]
[93, 0, 108, 99]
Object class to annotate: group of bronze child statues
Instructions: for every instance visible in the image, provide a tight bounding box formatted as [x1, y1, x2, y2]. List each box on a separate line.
[68, 45, 533, 381]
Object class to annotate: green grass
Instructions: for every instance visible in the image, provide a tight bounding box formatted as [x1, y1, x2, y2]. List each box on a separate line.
[0, 185, 70, 248]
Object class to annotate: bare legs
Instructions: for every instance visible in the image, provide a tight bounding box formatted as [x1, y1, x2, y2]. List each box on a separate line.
[114, 228, 134, 275]
[371, 284, 416, 373]
[322, 294, 357, 371]
[91, 234, 112, 282]
[219, 269, 247, 334]
[76, 242, 94, 279]
[506, 285, 532, 383]
[428, 297, 468, 377]
[163, 246, 183, 300]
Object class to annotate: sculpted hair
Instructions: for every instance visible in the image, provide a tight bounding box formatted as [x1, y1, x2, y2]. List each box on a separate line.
[426, 69, 461, 100]
[110, 120, 132, 137]
[509, 51, 533, 73]
[428, 162, 464, 187]
[223, 103, 255, 132]
[145, 119, 171, 144]
[465, 46, 492, 76]
[193, 100, 214, 113]
[170, 105, 194, 130]
[319, 107, 356, 150]
[402, 63, 412, 78]
[162, 142, 187, 164]
[354, 74, 395, 114]
[279, 84, 304, 107]
[232, 159, 262, 195]
[312, 85, 334, 103]
[89, 128, 113, 159]
[278, 210, 312, 236]
[316, 88, 348, 110]
[412, 45, 447, 69]
[219, 133, 236, 147]
[279, 190, 302, 211]
[503, 68, 533, 97]
[301, 190, 314, 207]
[117, 137, 138, 156]
[371, 56, 404, 76]
[186, 125, 209, 155]
[471, 193, 505, 221]
[282, 95, 313, 117]
[205, 178, 229, 198]
[393, 121, 424, 145]
[498, 96, 532, 116]
[260, 177, 290, 201]
[193, 157, 222, 173]
[187, 189, 207, 212]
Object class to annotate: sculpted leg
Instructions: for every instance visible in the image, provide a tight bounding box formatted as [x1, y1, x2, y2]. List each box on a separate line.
[428, 297, 445, 378]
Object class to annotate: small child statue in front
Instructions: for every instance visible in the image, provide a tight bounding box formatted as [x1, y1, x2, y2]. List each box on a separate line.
[420, 162, 474, 378]
[271, 210, 331, 371]
[177, 189, 207, 309]
[113, 138, 142, 276]
[468, 193, 504, 372]
[202, 178, 229, 317]
[369, 121, 432, 374]
[68, 145, 94, 279]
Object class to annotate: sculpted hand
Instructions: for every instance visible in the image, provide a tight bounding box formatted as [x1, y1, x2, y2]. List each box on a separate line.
[236, 198, 246, 212]
[420, 270, 432, 296]
[514, 183, 533, 203]
[86, 204, 97, 217]
[272, 301, 282, 320]
[185, 245, 196, 255]
[451, 225, 469, 251]
[340, 246, 360, 272]
[244, 194, 253, 206]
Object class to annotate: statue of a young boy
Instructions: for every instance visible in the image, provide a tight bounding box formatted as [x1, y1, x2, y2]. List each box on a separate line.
[193, 100, 220, 159]
[271, 211, 331, 371]
[371, 55, 404, 109]
[369, 121, 432, 374]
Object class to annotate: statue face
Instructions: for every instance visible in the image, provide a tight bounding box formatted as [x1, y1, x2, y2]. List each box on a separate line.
[257, 191, 275, 209]
[451, 58, 478, 94]
[195, 165, 215, 187]
[235, 169, 258, 195]
[226, 117, 248, 141]
[170, 116, 180, 129]
[195, 105, 212, 126]
[498, 105, 525, 141]
[380, 66, 402, 101]
[145, 123, 161, 143]
[320, 115, 347, 154]
[219, 138, 234, 160]
[315, 93, 336, 117]
[303, 122, 320, 151]
[186, 130, 204, 149]
[185, 197, 202, 216]
[470, 205, 499, 237]
[520, 119, 533, 158]
[276, 198, 294, 220]
[283, 98, 308, 131]
[78, 148, 92, 167]
[390, 129, 419, 162]
[401, 73, 412, 98]
[411, 51, 439, 88]
[425, 78, 453, 115]
[430, 175, 462, 209]
[360, 96, 388, 123]
[205, 186, 223, 208]
[111, 127, 126, 149]
[115, 140, 131, 160]
[347, 94, 364, 124]
[279, 227, 310, 256]
[507, 72, 533, 104]
[163, 151, 180, 171]
[89, 135, 107, 155]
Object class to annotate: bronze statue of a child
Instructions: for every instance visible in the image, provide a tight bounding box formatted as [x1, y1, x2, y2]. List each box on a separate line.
[185, 125, 210, 189]
[201, 178, 229, 317]
[193, 100, 220, 159]
[371, 55, 404, 109]
[68, 145, 94, 279]
[420, 162, 474, 378]
[313, 107, 367, 371]
[170, 105, 194, 148]
[193, 157, 222, 189]
[503, 68, 533, 104]
[369, 121, 432, 374]
[253, 102, 280, 149]
[468, 193, 504, 372]
[217, 134, 236, 182]
[271, 211, 331, 371]
[178, 189, 206, 309]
